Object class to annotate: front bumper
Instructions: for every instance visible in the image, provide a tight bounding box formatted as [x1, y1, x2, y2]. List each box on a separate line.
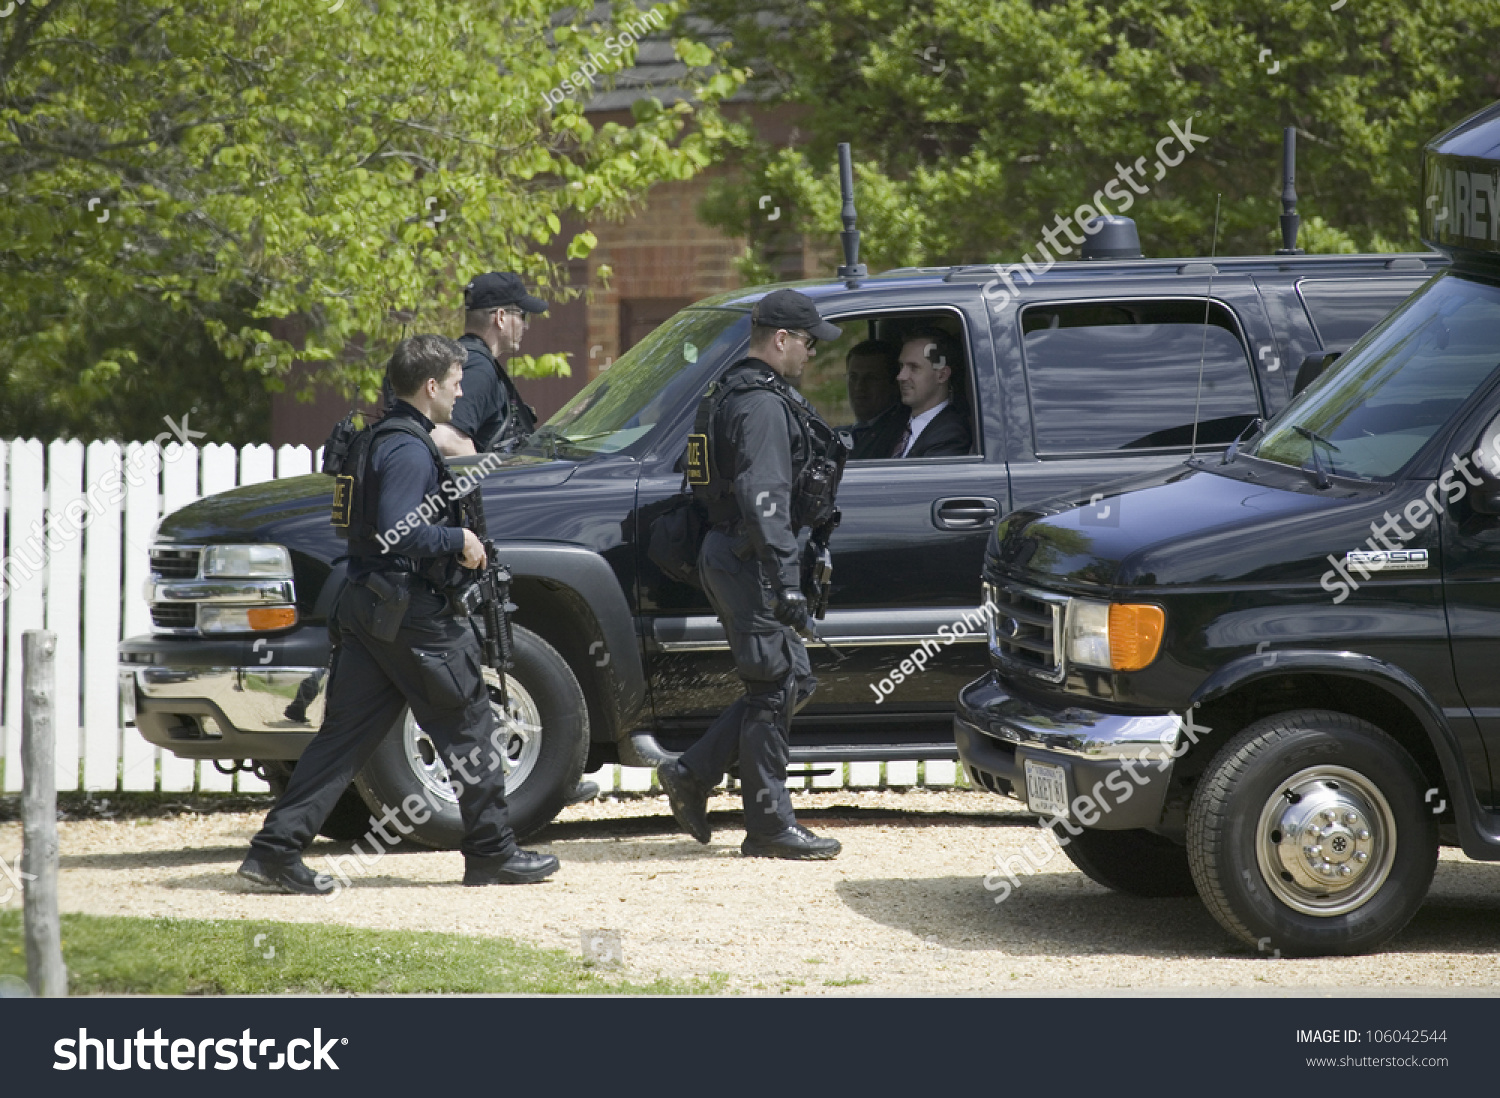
[119, 630, 331, 760]
[955, 670, 1180, 830]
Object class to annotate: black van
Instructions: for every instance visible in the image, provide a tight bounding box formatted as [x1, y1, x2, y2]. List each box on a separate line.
[956, 101, 1500, 957]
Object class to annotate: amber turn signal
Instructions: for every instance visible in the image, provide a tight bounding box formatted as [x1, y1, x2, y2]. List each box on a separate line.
[247, 606, 298, 631]
[1108, 603, 1165, 671]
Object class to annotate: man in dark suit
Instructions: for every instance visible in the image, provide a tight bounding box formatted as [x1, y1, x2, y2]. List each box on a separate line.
[843, 339, 906, 460]
[890, 328, 972, 458]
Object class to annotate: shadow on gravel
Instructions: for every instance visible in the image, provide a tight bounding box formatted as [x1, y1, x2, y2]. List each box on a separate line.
[836, 859, 1500, 959]
[836, 874, 1229, 957]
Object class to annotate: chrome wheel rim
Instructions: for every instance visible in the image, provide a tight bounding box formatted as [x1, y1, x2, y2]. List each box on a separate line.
[401, 671, 543, 805]
[1255, 764, 1397, 917]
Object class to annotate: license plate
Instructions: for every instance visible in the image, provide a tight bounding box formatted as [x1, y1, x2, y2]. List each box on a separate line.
[1024, 759, 1069, 818]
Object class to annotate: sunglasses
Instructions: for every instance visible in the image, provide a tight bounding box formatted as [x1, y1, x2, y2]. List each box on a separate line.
[785, 329, 817, 351]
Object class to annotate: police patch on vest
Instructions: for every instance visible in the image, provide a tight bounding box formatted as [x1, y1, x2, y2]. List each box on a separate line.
[686, 433, 711, 486]
[331, 475, 354, 529]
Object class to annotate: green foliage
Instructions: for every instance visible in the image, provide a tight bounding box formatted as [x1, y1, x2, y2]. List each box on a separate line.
[691, 0, 1500, 269]
[0, 910, 725, 995]
[0, 0, 746, 434]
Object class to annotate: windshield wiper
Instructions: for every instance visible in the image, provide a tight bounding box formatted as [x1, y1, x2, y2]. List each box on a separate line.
[1220, 417, 1265, 466]
[1292, 424, 1340, 489]
[527, 426, 616, 458]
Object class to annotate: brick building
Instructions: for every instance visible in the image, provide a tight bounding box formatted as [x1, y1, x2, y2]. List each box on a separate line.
[271, 28, 800, 447]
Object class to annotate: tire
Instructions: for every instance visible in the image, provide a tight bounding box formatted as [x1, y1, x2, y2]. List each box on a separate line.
[352, 625, 589, 848]
[1186, 709, 1438, 957]
[1062, 828, 1197, 897]
[254, 759, 373, 842]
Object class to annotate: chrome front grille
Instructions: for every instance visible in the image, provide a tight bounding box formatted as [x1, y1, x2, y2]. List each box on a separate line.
[150, 604, 197, 630]
[985, 582, 1066, 682]
[150, 547, 201, 579]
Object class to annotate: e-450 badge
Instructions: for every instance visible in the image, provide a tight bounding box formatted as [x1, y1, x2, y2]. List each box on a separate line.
[1344, 548, 1429, 572]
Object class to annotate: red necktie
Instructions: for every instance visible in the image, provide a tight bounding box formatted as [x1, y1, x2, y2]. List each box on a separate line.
[893, 423, 912, 458]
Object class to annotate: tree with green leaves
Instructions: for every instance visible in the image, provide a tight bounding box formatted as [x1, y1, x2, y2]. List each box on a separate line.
[0, 0, 744, 442]
[691, 0, 1500, 281]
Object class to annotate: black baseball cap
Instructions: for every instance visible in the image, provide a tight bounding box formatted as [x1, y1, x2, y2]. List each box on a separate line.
[750, 288, 841, 342]
[463, 271, 548, 313]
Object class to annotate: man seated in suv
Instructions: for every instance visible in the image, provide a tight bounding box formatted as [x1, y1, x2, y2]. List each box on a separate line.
[843, 338, 907, 460]
[891, 328, 971, 457]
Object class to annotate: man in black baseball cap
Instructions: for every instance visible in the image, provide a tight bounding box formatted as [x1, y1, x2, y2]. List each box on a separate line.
[656, 288, 850, 860]
[433, 272, 600, 807]
[430, 272, 546, 459]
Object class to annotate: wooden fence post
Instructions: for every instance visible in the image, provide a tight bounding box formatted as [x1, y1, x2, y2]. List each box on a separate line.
[22, 630, 67, 997]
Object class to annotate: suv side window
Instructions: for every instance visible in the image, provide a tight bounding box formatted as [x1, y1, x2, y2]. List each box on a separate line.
[1021, 299, 1260, 453]
[1297, 278, 1428, 349]
[796, 308, 979, 459]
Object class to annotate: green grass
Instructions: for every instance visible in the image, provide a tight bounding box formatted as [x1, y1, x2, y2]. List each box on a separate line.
[0, 912, 725, 996]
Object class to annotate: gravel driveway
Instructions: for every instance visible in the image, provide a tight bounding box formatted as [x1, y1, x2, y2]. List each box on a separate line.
[4, 788, 1500, 994]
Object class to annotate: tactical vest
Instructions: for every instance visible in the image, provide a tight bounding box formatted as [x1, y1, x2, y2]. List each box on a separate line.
[324, 410, 463, 587]
[687, 362, 847, 532]
[459, 335, 537, 453]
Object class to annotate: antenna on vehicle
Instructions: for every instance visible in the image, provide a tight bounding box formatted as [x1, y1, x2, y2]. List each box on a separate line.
[1189, 194, 1224, 457]
[1275, 127, 1303, 256]
[836, 142, 868, 288]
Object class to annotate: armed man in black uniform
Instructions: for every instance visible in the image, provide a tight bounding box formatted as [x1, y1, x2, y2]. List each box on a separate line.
[657, 289, 848, 860]
[431, 271, 541, 458]
[431, 271, 599, 807]
[237, 334, 558, 893]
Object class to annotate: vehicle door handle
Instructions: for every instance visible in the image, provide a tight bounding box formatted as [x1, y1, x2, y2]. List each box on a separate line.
[932, 497, 999, 531]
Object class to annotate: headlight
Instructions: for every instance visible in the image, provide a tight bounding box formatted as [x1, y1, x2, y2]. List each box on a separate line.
[1065, 598, 1165, 671]
[201, 544, 294, 578]
[198, 605, 298, 633]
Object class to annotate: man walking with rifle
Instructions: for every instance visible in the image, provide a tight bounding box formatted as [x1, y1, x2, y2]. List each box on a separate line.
[657, 290, 848, 860]
[238, 335, 559, 893]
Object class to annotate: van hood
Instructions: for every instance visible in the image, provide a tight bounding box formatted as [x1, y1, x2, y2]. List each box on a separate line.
[988, 460, 1404, 592]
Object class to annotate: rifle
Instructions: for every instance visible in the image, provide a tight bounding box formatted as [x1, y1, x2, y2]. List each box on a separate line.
[799, 508, 844, 664]
[456, 484, 516, 710]
[801, 508, 840, 620]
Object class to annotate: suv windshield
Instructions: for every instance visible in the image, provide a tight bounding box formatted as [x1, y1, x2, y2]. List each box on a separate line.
[534, 307, 748, 456]
[1251, 272, 1500, 479]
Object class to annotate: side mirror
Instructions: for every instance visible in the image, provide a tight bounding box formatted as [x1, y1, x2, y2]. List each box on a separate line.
[1292, 350, 1342, 396]
[1468, 420, 1500, 515]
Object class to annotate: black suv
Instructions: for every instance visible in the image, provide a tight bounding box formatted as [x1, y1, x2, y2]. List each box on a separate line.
[120, 218, 1443, 846]
[957, 101, 1500, 956]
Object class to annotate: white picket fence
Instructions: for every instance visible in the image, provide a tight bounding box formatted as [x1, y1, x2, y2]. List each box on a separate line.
[0, 437, 959, 798]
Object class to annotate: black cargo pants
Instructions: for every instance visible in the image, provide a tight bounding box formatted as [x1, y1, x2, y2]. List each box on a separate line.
[249, 579, 517, 863]
[679, 529, 816, 836]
